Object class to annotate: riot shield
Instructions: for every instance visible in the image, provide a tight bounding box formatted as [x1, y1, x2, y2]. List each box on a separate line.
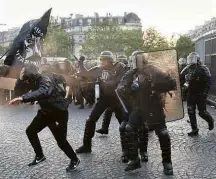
[137, 49, 184, 122]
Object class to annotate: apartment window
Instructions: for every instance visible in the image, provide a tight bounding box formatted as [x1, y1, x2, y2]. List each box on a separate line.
[205, 40, 212, 55]
[79, 36, 82, 39]
[79, 40, 82, 43]
[212, 38, 216, 54]
[79, 19, 83, 25]
[88, 19, 91, 25]
[118, 18, 122, 24]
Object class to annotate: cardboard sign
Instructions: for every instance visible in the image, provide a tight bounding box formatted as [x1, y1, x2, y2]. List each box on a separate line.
[0, 77, 17, 90]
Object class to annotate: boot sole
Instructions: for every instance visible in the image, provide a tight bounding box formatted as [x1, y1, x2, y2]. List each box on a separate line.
[125, 164, 141, 171]
[76, 151, 91, 154]
[121, 157, 129, 163]
[164, 170, 173, 175]
[141, 158, 148, 162]
[188, 133, 199, 136]
[96, 130, 108, 135]
[76, 150, 91, 154]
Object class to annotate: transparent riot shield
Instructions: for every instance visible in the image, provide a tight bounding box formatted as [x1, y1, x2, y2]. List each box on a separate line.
[137, 49, 184, 122]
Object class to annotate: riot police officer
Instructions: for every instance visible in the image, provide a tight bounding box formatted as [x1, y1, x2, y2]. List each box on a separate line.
[117, 55, 128, 66]
[178, 58, 188, 101]
[76, 55, 87, 109]
[180, 52, 214, 136]
[178, 58, 187, 72]
[96, 55, 129, 135]
[75, 51, 129, 162]
[117, 51, 176, 175]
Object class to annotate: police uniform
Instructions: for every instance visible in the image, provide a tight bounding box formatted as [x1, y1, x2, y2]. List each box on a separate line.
[117, 51, 176, 175]
[75, 51, 129, 161]
[180, 52, 214, 136]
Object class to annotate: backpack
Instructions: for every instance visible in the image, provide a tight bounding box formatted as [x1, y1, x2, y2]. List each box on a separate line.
[48, 73, 67, 98]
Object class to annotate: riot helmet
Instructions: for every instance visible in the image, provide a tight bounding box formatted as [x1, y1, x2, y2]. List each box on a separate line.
[187, 52, 200, 65]
[79, 55, 86, 62]
[99, 51, 114, 63]
[117, 55, 128, 65]
[131, 50, 145, 69]
[178, 58, 186, 65]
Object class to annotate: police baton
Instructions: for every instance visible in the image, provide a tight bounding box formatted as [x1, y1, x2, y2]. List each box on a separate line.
[115, 89, 128, 113]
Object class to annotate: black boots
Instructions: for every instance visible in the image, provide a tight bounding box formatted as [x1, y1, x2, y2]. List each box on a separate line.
[188, 129, 199, 136]
[140, 152, 148, 162]
[163, 163, 173, 175]
[96, 128, 108, 135]
[96, 108, 112, 135]
[76, 120, 95, 153]
[125, 125, 141, 171]
[76, 144, 91, 153]
[125, 158, 141, 171]
[138, 124, 149, 162]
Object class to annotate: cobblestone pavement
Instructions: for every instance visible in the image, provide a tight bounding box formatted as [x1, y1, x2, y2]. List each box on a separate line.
[1, 103, 216, 179]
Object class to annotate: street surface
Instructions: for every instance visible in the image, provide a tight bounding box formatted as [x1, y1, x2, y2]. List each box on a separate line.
[0, 103, 216, 179]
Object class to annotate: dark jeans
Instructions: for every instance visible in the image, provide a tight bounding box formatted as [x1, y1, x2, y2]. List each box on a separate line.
[26, 109, 77, 160]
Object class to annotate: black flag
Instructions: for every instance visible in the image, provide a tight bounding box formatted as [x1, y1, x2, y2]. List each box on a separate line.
[4, 8, 52, 66]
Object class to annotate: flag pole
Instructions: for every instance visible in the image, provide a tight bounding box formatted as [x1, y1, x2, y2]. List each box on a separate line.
[0, 48, 10, 60]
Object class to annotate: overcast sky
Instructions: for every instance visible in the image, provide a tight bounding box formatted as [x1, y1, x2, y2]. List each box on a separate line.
[1, 0, 216, 37]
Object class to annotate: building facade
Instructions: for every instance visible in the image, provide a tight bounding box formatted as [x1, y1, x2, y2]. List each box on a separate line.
[60, 12, 142, 57]
[0, 27, 20, 47]
[0, 12, 142, 58]
[188, 18, 216, 96]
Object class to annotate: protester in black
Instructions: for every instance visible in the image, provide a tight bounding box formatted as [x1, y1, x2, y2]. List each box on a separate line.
[9, 64, 79, 172]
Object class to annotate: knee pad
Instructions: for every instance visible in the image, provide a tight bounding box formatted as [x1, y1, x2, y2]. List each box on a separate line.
[140, 123, 148, 131]
[125, 123, 136, 136]
[119, 121, 127, 133]
[187, 106, 196, 116]
[156, 128, 170, 138]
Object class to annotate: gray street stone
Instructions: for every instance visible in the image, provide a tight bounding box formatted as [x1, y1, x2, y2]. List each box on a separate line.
[0, 103, 216, 178]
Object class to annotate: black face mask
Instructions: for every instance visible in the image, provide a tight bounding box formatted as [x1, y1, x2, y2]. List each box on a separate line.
[22, 66, 38, 83]
[22, 63, 38, 78]
[22, 73, 37, 91]
[23, 73, 35, 82]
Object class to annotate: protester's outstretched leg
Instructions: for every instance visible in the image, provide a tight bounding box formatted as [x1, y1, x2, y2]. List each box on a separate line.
[26, 110, 47, 166]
